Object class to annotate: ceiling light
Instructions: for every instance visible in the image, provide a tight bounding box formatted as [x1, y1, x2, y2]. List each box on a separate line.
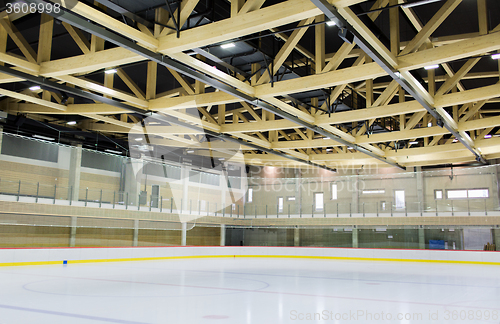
[326, 148, 333, 152]
[326, 21, 336, 26]
[409, 141, 419, 145]
[428, 122, 432, 127]
[347, 146, 353, 150]
[104, 69, 117, 74]
[401, 0, 442, 9]
[66, 121, 77, 125]
[492, 53, 500, 60]
[424, 64, 439, 70]
[218, 157, 225, 161]
[323, 137, 331, 140]
[220, 43, 235, 49]
[134, 137, 142, 141]
[105, 149, 122, 154]
[33, 134, 55, 141]
[453, 139, 458, 142]
[484, 134, 492, 139]
[187, 150, 194, 153]
[29, 86, 41, 91]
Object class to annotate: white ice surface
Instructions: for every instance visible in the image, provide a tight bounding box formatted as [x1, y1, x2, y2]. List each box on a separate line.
[0, 258, 499, 324]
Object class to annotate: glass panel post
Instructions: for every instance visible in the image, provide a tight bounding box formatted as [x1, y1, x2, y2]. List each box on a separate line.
[36, 182, 39, 203]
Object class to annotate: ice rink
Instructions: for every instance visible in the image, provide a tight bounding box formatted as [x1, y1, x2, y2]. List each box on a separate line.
[0, 257, 499, 324]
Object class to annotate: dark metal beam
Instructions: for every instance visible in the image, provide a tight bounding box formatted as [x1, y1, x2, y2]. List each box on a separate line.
[310, 0, 486, 164]
[24, 0, 404, 169]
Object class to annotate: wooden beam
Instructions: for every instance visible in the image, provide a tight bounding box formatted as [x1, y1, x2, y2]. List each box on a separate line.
[37, 14, 53, 64]
[399, 0, 461, 55]
[146, 61, 157, 100]
[62, 22, 90, 55]
[0, 88, 66, 111]
[116, 68, 146, 100]
[0, 18, 37, 63]
[158, 0, 201, 37]
[55, 75, 148, 108]
[257, 17, 315, 84]
[59, 0, 158, 49]
[315, 15, 325, 74]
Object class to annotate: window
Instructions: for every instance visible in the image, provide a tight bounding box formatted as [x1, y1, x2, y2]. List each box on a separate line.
[394, 190, 405, 209]
[247, 188, 253, 203]
[447, 189, 489, 199]
[447, 190, 467, 199]
[287, 196, 296, 201]
[363, 189, 385, 194]
[434, 190, 443, 200]
[468, 189, 488, 198]
[331, 183, 337, 200]
[200, 200, 206, 211]
[277, 197, 284, 212]
[314, 192, 324, 211]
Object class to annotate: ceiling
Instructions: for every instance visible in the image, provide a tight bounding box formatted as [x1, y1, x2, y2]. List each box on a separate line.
[0, 0, 499, 170]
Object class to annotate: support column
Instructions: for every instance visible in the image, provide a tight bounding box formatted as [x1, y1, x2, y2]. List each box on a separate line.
[68, 144, 82, 201]
[181, 222, 187, 246]
[419, 228, 425, 249]
[133, 219, 139, 247]
[181, 165, 190, 212]
[416, 166, 424, 212]
[296, 169, 302, 215]
[0, 126, 3, 154]
[351, 171, 359, 213]
[220, 224, 226, 246]
[352, 227, 358, 248]
[294, 227, 300, 246]
[69, 216, 77, 247]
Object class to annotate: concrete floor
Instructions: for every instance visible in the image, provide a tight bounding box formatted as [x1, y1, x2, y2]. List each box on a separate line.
[0, 257, 499, 323]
